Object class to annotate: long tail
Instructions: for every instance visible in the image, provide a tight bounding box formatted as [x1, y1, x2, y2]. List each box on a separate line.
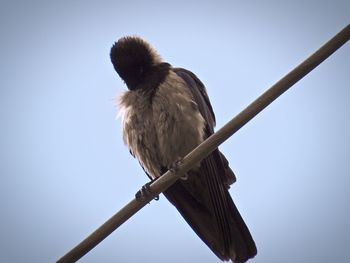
[163, 150, 257, 262]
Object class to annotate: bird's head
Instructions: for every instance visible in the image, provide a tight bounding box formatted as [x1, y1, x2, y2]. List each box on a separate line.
[110, 36, 162, 90]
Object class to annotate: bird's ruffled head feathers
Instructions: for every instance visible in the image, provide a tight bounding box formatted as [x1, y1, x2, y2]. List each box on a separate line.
[110, 36, 162, 90]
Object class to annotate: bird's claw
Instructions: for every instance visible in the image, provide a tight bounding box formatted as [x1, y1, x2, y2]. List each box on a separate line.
[169, 158, 188, 180]
[169, 158, 182, 173]
[135, 181, 159, 201]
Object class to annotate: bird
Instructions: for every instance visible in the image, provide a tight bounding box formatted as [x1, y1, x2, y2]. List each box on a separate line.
[110, 36, 257, 263]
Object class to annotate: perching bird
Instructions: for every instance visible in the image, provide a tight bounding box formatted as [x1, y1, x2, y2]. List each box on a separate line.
[110, 36, 257, 263]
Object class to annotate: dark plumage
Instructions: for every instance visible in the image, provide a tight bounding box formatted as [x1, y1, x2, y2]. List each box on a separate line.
[111, 36, 169, 91]
[111, 36, 257, 263]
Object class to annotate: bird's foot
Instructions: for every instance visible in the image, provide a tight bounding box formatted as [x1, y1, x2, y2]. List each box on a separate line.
[169, 158, 188, 180]
[135, 180, 159, 202]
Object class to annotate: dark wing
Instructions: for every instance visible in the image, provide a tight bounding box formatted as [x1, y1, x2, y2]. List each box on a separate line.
[173, 68, 216, 130]
[161, 68, 256, 262]
[173, 67, 236, 186]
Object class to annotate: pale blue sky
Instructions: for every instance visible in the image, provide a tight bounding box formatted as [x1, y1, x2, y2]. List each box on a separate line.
[0, 1, 349, 262]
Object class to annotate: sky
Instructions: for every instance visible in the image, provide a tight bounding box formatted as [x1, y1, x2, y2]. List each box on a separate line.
[0, 1, 349, 263]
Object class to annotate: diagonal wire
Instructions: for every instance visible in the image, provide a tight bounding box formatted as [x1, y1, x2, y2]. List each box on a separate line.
[57, 23, 350, 263]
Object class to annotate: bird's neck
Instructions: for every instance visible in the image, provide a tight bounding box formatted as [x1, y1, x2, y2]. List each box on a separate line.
[134, 63, 171, 96]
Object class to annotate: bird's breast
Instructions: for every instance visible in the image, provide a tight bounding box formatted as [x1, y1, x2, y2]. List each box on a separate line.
[119, 71, 206, 178]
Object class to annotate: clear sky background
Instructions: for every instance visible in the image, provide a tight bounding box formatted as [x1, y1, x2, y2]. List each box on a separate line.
[0, 1, 349, 263]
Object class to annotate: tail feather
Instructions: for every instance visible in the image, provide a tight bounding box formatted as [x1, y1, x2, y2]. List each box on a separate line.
[225, 191, 257, 262]
[163, 150, 256, 262]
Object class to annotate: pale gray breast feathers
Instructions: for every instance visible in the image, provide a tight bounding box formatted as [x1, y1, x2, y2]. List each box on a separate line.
[118, 71, 206, 178]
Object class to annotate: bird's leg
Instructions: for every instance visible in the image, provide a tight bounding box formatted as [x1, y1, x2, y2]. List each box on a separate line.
[169, 157, 188, 180]
[135, 178, 159, 201]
